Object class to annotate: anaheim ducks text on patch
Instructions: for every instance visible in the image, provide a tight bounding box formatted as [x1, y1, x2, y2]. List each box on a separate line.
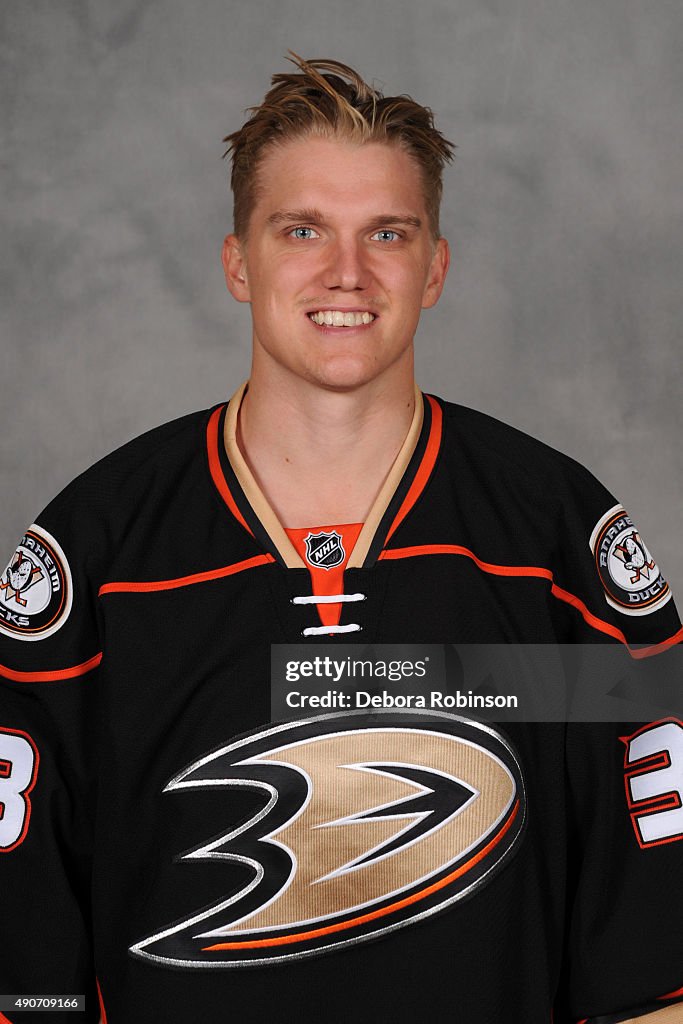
[589, 505, 671, 616]
[0, 525, 73, 640]
[130, 711, 526, 968]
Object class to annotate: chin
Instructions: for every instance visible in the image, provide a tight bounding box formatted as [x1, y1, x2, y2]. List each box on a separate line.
[306, 359, 386, 392]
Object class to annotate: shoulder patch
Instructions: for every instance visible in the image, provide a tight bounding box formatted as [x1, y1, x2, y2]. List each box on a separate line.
[0, 525, 73, 640]
[590, 505, 671, 617]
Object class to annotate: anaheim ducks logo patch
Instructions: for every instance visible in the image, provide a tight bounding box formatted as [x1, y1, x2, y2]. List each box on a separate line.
[590, 505, 671, 616]
[0, 525, 73, 640]
[130, 711, 526, 968]
[304, 530, 345, 570]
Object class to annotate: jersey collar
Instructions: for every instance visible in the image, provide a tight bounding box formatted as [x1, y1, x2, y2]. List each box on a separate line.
[206, 381, 443, 569]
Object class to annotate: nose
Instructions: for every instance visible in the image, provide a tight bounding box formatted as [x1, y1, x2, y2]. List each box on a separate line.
[320, 235, 372, 292]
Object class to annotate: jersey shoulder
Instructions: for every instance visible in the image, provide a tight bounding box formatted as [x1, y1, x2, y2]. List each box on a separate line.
[37, 404, 231, 589]
[48, 407, 212, 520]
[437, 396, 606, 503]
[0, 408, 219, 655]
[434, 395, 680, 643]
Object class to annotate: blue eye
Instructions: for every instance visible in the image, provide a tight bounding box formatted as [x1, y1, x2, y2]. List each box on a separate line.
[290, 227, 319, 240]
[372, 229, 400, 242]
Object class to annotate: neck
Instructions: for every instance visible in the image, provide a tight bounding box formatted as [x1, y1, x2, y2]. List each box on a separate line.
[236, 363, 417, 528]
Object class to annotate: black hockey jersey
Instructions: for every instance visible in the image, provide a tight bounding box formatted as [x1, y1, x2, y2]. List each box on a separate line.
[1, 388, 681, 1024]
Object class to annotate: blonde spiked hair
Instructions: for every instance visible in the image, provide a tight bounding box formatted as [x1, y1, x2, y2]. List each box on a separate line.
[223, 53, 455, 240]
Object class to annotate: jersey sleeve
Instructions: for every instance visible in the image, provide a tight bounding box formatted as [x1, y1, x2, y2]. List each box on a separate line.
[560, 711, 683, 1023]
[548, 459, 682, 652]
[544, 460, 682, 1019]
[0, 486, 106, 1023]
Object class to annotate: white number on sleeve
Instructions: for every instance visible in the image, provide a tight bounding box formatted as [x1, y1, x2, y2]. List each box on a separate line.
[623, 720, 683, 848]
[0, 728, 39, 852]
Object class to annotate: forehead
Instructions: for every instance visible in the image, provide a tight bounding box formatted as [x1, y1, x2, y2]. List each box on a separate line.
[252, 136, 427, 221]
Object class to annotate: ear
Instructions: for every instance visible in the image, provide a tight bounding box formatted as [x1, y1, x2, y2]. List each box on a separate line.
[421, 237, 450, 309]
[221, 234, 251, 302]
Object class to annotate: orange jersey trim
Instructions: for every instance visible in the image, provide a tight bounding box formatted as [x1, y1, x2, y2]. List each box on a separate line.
[0, 652, 102, 683]
[385, 395, 443, 545]
[97, 978, 108, 1024]
[379, 545, 682, 658]
[380, 544, 554, 579]
[203, 799, 520, 952]
[98, 554, 275, 596]
[206, 405, 254, 536]
[550, 588, 683, 658]
[659, 986, 683, 1000]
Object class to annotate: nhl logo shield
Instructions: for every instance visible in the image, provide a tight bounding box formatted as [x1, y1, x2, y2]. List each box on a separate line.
[303, 530, 345, 570]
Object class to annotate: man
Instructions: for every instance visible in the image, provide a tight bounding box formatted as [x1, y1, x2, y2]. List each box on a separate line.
[0, 56, 681, 1024]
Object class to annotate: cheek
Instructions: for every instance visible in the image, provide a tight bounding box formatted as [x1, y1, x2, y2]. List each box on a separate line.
[382, 271, 429, 312]
[250, 257, 312, 304]
[252, 287, 300, 339]
[372, 251, 429, 293]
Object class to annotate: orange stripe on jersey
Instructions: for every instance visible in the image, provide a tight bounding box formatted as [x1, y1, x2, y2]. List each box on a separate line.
[206, 405, 254, 536]
[379, 545, 681, 658]
[659, 986, 683, 1000]
[97, 978, 108, 1023]
[635, 626, 683, 658]
[204, 799, 520, 951]
[99, 554, 275, 596]
[379, 544, 554, 581]
[550, 588, 683, 658]
[549, 583, 627, 644]
[385, 394, 443, 545]
[0, 652, 102, 683]
[0, 1013, 13, 1023]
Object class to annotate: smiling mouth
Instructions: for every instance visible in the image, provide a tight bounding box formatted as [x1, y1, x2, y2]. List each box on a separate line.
[308, 310, 376, 327]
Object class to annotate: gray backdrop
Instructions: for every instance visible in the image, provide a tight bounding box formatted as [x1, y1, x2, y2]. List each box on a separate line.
[2, 0, 681, 599]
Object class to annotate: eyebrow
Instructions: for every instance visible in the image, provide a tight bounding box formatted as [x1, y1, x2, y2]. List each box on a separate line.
[267, 208, 422, 230]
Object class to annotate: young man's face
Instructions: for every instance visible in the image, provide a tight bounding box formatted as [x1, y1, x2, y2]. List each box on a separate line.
[223, 136, 449, 393]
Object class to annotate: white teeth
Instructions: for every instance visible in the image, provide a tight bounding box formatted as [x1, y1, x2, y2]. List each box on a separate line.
[308, 310, 375, 327]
